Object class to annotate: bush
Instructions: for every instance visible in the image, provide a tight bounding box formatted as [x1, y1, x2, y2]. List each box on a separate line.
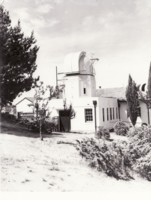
[133, 153, 151, 181]
[19, 118, 58, 133]
[114, 121, 129, 136]
[96, 127, 110, 140]
[76, 138, 133, 180]
[128, 126, 151, 180]
[76, 126, 151, 181]
[128, 126, 151, 160]
[1, 112, 17, 122]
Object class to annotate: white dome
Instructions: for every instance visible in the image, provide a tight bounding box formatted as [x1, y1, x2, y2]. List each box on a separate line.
[63, 51, 86, 73]
[63, 51, 97, 76]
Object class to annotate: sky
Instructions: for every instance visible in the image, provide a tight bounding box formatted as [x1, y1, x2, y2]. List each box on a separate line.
[3, 0, 151, 92]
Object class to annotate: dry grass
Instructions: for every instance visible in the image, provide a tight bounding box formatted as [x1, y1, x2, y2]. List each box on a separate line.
[0, 121, 151, 194]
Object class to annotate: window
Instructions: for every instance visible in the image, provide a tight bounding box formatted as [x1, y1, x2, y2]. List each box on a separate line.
[110, 108, 112, 120]
[107, 108, 108, 120]
[83, 88, 86, 94]
[116, 107, 118, 119]
[113, 108, 115, 120]
[102, 108, 105, 122]
[85, 109, 93, 122]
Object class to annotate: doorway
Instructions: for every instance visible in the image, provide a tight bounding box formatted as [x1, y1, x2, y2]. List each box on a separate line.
[59, 110, 71, 132]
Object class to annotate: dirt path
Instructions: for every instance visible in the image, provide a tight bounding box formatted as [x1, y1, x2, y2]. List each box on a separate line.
[0, 131, 151, 193]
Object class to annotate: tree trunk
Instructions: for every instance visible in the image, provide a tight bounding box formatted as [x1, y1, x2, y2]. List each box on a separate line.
[39, 119, 43, 140]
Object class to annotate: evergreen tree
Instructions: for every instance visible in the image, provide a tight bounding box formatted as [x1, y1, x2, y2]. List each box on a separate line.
[0, 6, 39, 106]
[0, 5, 11, 106]
[126, 75, 139, 126]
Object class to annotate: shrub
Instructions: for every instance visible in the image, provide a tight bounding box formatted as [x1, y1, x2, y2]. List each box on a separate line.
[114, 121, 129, 136]
[76, 126, 151, 181]
[1, 112, 17, 122]
[133, 153, 151, 181]
[128, 126, 151, 180]
[19, 118, 58, 133]
[128, 126, 151, 160]
[76, 138, 133, 180]
[96, 127, 110, 140]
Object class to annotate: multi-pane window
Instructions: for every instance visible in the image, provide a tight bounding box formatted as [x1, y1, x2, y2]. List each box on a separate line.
[113, 108, 115, 120]
[102, 108, 105, 122]
[107, 108, 109, 121]
[85, 109, 93, 122]
[110, 108, 112, 120]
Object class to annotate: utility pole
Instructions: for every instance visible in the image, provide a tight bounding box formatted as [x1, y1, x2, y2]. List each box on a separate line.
[56, 66, 58, 87]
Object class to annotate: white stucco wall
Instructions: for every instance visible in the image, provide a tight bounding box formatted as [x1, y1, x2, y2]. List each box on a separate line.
[79, 75, 96, 97]
[64, 75, 96, 99]
[47, 97, 99, 132]
[98, 97, 119, 129]
[70, 97, 99, 133]
[47, 97, 120, 132]
[47, 99, 64, 118]
[119, 101, 150, 126]
[16, 99, 34, 113]
[63, 51, 86, 73]
[140, 101, 149, 124]
[119, 102, 128, 122]
[64, 76, 80, 100]
[63, 51, 97, 100]
[69, 96, 119, 132]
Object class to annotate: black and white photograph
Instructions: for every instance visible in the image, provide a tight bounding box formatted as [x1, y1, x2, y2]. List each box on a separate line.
[0, 0, 151, 198]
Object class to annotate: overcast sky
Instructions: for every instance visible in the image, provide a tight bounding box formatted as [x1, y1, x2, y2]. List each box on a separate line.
[4, 0, 151, 90]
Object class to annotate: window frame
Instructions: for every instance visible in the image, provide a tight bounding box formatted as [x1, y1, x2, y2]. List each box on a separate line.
[85, 108, 93, 122]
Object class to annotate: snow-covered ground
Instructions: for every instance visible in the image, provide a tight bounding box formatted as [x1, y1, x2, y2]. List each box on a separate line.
[0, 128, 151, 198]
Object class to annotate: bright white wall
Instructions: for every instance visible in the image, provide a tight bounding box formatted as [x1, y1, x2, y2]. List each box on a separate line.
[47, 97, 120, 132]
[98, 97, 118, 129]
[140, 101, 148, 124]
[47, 97, 99, 132]
[64, 75, 96, 99]
[47, 99, 64, 118]
[119, 101, 149, 126]
[64, 76, 80, 100]
[70, 97, 99, 132]
[79, 75, 96, 97]
[16, 99, 34, 113]
[119, 102, 128, 122]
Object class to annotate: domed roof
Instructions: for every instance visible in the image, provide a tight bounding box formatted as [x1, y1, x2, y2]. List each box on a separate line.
[63, 51, 86, 73]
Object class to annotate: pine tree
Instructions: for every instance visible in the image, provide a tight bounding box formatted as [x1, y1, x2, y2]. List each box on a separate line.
[126, 75, 139, 126]
[0, 6, 39, 106]
[0, 5, 11, 106]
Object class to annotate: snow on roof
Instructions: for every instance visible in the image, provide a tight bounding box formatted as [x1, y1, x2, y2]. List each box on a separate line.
[96, 87, 126, 101]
